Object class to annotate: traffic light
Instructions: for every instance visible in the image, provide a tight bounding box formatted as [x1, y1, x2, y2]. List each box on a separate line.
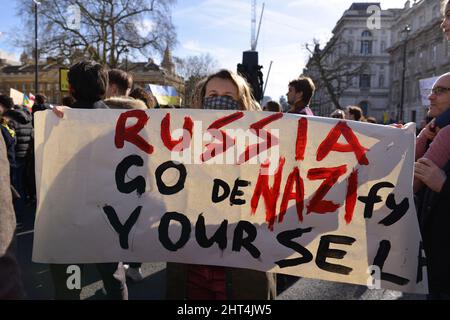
[237, 50, 264, 102]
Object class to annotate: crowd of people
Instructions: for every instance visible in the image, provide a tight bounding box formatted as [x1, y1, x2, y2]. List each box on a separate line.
[2, 1, 450, 301]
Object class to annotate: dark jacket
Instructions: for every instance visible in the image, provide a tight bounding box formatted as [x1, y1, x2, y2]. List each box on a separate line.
[3, 108, 33, 159]
[32, 103, 52, 115]
[0, 136, 24, 299]
[1, 125, 15, 168]
[417, 160, 450, 294]
[72, 100, 109, 110]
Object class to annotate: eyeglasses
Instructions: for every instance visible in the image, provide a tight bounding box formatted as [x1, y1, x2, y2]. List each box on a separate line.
[429, 86, 450, 95]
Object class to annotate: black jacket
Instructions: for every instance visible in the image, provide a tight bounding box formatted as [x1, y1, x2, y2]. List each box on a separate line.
[0, 125, 15, 169]
[3, 108, 33, 159]
[32, 103, 52, 115]
[417, 160, 450, 294]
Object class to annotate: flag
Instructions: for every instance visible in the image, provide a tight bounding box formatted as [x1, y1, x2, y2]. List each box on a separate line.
[146, 84, 180, 106]
[23, 95, 33, 112]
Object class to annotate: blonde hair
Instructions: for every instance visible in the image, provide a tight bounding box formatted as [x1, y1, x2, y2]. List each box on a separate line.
[200, 69, 261, 111]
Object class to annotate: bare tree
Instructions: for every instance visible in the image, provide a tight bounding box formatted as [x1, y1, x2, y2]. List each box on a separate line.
[15, 0, 177, 67]
[304, 38, 368, 111]
[174, 53, 219, 106]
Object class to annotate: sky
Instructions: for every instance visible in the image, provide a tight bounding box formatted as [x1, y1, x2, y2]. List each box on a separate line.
[0, 0, 410, 100]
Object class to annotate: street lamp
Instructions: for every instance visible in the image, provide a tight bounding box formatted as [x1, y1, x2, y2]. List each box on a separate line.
[399, 24, 411, 123]
[33, 0, 41, 94]
[124, 46, 129, 72]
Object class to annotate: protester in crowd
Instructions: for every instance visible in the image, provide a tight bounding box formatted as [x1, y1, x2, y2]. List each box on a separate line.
[103, 69, 147, 281]
[103, 69, 146, 113]
[0, 136, 24, 299]
[50, 60, 128, 300]
[31, 94, 52, 115]
[264, 101, 282, 112]
[2, 105, 33, 200]
[330, 109, 345, 119]
[286, 76, 315, 115]
[129, 86, 157, 109]
[412, 1, 450, 299]
[0, 95, 16, 178]
[345, 105, 366, 122]
[414, 73, 450, 193]
[106, 69, 133, 97]
[166, 70, 277, 300]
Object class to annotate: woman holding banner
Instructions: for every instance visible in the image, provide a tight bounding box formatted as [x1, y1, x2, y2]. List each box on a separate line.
[165, 69, 277, 300]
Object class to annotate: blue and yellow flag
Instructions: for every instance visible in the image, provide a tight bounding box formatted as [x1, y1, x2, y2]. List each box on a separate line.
[146, 84, 180, 106]
[23, 95, 33, 112]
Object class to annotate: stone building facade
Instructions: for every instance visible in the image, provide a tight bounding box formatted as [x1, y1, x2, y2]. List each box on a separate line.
[387, 0, 449, 123]
[305, 3, 400, 120]
[0, 47, 184, 105]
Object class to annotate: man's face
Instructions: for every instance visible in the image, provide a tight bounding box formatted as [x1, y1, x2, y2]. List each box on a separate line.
[287, 86, 301, 105]
[0, 104, 5, 116]
[428, 75, 450, 118]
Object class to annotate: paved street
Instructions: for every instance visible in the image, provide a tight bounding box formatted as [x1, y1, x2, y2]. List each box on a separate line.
[14, 200, 425, 300]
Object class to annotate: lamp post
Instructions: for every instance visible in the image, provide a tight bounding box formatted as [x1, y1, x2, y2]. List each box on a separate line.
[33, 0, 41, 94]
[399, 24, 411, 123]
[124, 46, 129, 72]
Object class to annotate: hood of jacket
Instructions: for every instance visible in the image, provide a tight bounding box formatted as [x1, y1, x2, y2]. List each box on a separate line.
[104, 96, 147, 110]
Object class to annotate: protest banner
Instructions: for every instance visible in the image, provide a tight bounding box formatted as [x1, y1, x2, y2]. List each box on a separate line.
[419, 76, 439, 107]
[33, 109, 427, 293]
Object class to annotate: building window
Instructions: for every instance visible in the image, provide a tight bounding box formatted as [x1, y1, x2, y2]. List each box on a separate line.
[381, 41, 386, 53]
[361, 30, 373, 55]
[361, 41, 372, 55]
[431, 44, 437, 64]
[419, 15, 424, 27]
[348, 41, 353, 54]
[379, 74, 385, 88]
[360, 74, 371, 89]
